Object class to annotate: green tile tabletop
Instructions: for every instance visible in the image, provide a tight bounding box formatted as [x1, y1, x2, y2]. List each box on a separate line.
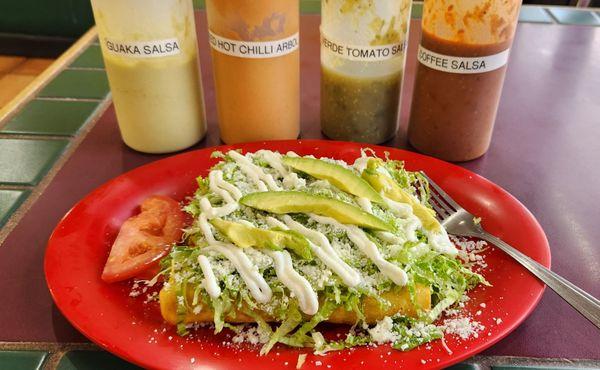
[301, 0, 320, 13]
[411, 2, 424, 19]
[0, 138, 69, 186]
[57, 351, 142, 370]
[448, 364, 480, 370]
[519, 6, 554, 23]
[0, 350, 47, 370]
[37, 69, 109, 100]
[1, 100, 100, 136]
[548, 7, 600, 26]
[0, 189, 30, 228]
[70, 45, 105, 69]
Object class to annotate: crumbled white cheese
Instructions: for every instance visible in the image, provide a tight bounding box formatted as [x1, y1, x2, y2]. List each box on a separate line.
[160, 150, 494, 355]
[452, 236, 490, 270]
[368, 317, 399, 344]
[282, 172, 306, 190]
[231, 325, 270, 345]
[129, 290, 141, 298]
[442, 317, 485, 340]
[297, 264, 334, 289]
[143, 291, 158, 304]
[244, 247, 273, 270]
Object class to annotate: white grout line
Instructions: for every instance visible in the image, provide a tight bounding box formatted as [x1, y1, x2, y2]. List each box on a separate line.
[34, 96, 104, 103]
[66, 66, 105, 71]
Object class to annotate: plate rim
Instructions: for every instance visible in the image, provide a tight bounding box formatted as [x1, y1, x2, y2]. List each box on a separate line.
[44, 139, 551, 370]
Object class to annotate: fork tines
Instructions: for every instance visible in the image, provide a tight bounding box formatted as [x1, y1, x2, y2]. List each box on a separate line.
[420, 172, 461, 221]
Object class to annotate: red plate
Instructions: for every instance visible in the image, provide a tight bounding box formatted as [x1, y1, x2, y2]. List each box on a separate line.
[45, 140, 550, 370]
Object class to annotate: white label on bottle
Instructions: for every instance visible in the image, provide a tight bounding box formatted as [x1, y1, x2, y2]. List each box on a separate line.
[103, 38, 181, 58]
[208, 31, 299, 59]
[320, 32, 405, 62]
[417, 45, 510, 74]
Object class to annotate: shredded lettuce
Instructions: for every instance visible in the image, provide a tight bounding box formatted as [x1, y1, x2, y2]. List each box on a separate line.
[159, 150, 489, 355]
[261, 304, 303, 354]
[391, 317, 444, 351]
[313, 331, 372, 354]
[285, 298, 338, 347]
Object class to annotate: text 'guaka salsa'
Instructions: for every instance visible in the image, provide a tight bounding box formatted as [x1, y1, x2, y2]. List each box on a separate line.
[408, 0, 521, 162]
[91, 0, 207, 154]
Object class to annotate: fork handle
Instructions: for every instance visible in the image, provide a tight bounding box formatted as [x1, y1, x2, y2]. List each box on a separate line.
[475, 231, 600, 329]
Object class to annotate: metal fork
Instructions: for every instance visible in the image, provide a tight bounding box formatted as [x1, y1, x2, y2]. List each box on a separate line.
[421, 173, 600, 329]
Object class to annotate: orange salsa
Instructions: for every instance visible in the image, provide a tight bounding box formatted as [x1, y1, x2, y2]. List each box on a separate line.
[206, 0, 299, 144]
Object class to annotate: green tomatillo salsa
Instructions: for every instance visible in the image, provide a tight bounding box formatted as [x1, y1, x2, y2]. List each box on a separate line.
[321, 65, 402, 144]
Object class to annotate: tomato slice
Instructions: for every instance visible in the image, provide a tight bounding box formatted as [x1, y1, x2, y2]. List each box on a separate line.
[101, 195, 186, 283]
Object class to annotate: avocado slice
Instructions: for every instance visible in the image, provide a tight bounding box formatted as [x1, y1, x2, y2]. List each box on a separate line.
[240, 191, 393, 231]
[210, 218, 312, 259]
[282, 156, 384, 203]
[361, 158, 440, 232]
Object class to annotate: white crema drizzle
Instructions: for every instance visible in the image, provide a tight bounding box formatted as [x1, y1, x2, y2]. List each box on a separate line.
[267, 216, 362, 287]
[204, 243, 273, 303]
[197, 255, 221, 298]
[377, 166, 457, 256]
[309, 214, 409, 286]
[356, 197, 373, 214]
[190, 149, 455, 316]
[197, 212, 273, 304]
[199, 170, 240, 219]
[264, 249, 319, 315]
[228, 150, 281, 191]
[193, 153, 323, 314]
[256, 150, 288, 178]
[195, 171, 275, 304]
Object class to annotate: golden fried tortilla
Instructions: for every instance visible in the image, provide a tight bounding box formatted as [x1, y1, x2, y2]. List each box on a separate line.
[159, 284, 430, 325]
